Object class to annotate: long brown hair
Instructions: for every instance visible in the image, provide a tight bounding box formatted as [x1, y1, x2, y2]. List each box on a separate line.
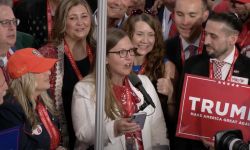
[123, 13, 165, 81]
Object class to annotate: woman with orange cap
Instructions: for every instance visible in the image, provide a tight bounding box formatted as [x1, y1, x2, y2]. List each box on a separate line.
[0, 48, 65, 150]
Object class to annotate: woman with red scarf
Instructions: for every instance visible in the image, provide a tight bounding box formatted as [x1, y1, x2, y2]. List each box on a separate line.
[72, 28, 169, 149]
[0, 48, 65, 149]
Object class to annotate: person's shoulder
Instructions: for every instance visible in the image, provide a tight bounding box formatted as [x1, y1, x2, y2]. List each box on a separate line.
[165, 35, 180, 46]
[1, 95, 21, 110]
[186, 54, 209, 65]
[184, 54, 210, 73]
[236, 54, 250, 68]
[165, 35, 181, 55]
[75, 74, 95, 90]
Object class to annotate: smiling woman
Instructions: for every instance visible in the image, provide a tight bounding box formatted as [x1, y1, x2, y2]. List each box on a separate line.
[38, 0, 96, 148]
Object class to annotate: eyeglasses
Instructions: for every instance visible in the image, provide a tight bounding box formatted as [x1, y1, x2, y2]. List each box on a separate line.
[108, 48, 137, 58]
[130, 9, 155, 16]
[0, 18, 20, 27]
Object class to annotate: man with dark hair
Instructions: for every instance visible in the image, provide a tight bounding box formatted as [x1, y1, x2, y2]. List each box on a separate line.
[177, 12, 250, 150]
[165, 0, 209, 76]
[164, 1, 209, 148]
[0, 0, 17, 66]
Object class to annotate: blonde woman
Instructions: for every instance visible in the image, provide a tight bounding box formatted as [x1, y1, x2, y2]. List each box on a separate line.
[0, 48, 65, 150]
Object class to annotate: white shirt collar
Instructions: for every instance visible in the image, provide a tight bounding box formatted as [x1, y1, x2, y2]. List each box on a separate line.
[0, 48, 14, 67]
[222, 47, 236, 64]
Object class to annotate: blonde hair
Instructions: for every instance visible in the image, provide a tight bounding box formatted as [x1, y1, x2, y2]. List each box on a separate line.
[10, 73, 57, 129]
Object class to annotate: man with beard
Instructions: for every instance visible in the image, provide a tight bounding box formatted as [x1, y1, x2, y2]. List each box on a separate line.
[178, 12, 250, 150]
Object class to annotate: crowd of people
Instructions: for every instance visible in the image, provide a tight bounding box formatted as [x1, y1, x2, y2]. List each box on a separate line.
[0, 0, 249, 149]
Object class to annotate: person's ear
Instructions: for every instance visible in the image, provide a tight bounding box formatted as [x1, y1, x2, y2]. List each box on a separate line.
[229, 34, 238, 46]
[202, 10, 209, 23]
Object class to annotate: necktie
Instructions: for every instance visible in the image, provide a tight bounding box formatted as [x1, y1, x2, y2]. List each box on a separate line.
[213, 60, 226, 80]
[185, 45, 197, 59]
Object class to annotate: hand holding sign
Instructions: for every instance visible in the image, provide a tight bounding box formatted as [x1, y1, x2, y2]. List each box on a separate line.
[176, 74, 250, 142]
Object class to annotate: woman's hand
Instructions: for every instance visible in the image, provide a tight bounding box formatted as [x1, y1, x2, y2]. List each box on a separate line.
[156, 77, 173, 96]
[114, 118, 140, 136]
[201, 138, 215, 150]
[150, 0, 163, 15]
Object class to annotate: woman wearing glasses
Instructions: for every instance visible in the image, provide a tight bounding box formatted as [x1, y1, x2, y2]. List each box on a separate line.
[72, 28, 169, 149]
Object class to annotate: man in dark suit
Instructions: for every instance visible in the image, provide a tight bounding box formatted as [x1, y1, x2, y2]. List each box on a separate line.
[165, 0, 209, 75]
[164, 1, 209, 148]
[177, 12, 250, 150]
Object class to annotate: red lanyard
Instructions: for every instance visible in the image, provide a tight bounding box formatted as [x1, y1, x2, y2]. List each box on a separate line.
[137, 61, 147, 75]
[36, 101, 60, 150]
[64, 40, 94, 80]
[180, 30, 205, 65]
[209, 49, 239, 81]
[47, 0, 53, 40]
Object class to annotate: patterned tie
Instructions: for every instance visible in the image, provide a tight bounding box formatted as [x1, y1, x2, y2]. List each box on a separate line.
[213, 60, 226, 80]
[185, 45, 197, 59]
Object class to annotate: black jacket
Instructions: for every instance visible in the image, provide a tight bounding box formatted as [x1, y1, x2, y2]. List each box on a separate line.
[0, 95, 60, 150]
[174, 52, 250, 150]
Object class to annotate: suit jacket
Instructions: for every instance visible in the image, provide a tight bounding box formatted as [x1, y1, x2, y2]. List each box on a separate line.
[183, 53, 250, 84]
[174, 52, 250, 150]
[165, 35, 183, 75]
[165, 35, 207, 75]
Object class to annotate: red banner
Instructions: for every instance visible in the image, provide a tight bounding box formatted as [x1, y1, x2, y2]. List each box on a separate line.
[176, 74, 250, 142]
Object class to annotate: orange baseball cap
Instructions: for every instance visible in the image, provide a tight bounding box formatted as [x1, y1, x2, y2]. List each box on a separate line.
[7, 48, 57, 79]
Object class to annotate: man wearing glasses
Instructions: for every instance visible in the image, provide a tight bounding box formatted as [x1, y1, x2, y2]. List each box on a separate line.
[0, 1, 18, 66]
[0, 0, 30, 85]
